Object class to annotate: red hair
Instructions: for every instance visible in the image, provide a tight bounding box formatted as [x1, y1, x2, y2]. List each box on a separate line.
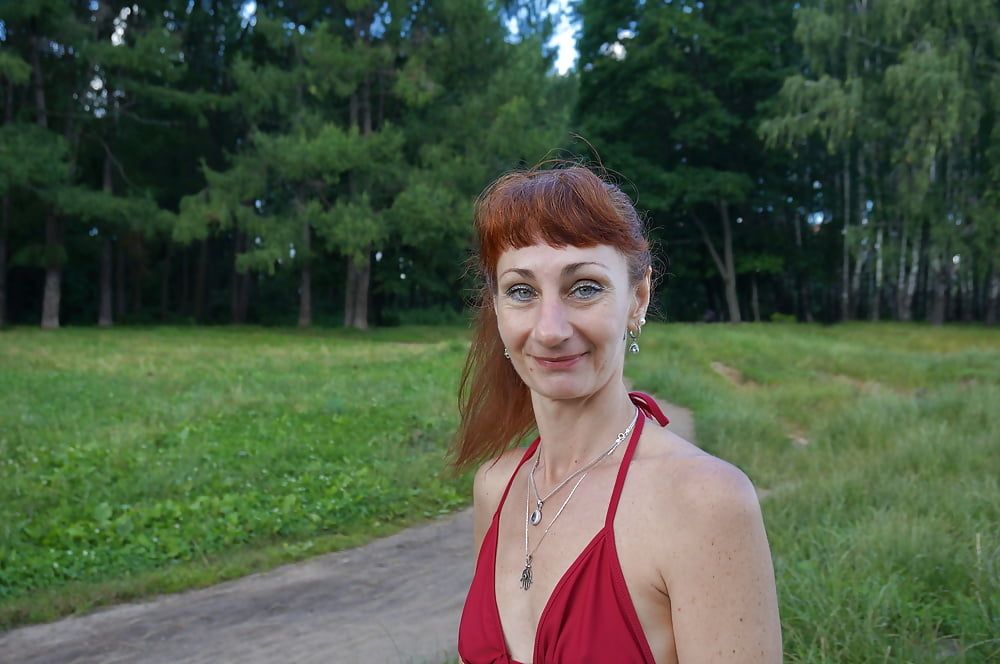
[452, 165, 652, 470]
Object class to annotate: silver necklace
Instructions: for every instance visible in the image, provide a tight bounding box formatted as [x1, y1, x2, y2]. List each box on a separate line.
[519, 407, 640, 591]
[527, 407, 639, 526]
[521, 469, 589, 590]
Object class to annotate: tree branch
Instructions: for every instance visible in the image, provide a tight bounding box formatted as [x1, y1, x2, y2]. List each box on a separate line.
[691, 211, 726, 277]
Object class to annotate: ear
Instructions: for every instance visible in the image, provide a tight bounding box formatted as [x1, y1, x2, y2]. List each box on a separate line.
[630, 266, 652, 322]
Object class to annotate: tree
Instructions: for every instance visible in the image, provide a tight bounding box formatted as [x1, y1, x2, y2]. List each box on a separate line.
[576, 0, 798, 322]
[0, 46, 34, 327]
[182, 0, 570, 329]
[762, 0, 1000, 324]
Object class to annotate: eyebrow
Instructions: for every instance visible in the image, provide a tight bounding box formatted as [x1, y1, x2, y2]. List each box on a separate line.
[498, 261, 609, 280]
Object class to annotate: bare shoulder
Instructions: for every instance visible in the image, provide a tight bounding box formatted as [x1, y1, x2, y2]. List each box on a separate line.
[668, 451, 760, 520]
[632, 424, 758, 514]
[625, 425, 764, 562]
[473, 446, 529, 512]
[630, 430, 782, 659]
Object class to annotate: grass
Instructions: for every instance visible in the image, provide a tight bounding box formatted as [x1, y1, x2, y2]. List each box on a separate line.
[628, 322, 999, 662]
[0, 326, 473, 628]
[1, 322, 998, 662]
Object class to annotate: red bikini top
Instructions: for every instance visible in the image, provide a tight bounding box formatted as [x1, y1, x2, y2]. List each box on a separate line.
[457, 392, 670, 664]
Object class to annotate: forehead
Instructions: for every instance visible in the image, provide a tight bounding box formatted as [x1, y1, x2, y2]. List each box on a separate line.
[495, 243, 627, 278]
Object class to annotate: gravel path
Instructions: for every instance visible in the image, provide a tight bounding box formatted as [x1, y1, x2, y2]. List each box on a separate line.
[0, 401, 695, 664]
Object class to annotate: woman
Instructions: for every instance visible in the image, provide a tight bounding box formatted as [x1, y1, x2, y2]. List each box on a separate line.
[455, 166, 782, 663]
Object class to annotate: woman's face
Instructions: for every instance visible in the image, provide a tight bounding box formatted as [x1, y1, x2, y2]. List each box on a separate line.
[494, 243, 649, 401]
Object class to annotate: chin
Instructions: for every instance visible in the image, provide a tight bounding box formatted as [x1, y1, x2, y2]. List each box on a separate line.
[525, 375, 600, 402]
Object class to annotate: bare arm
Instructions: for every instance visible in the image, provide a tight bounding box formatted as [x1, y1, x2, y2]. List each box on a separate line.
[472, 461, 494, 556]
[472, 452, 520, 558]
[664, 459, 782, 662]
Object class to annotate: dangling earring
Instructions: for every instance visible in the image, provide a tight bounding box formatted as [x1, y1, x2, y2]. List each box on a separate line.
[627, 329, 640, 354]
[628, 317, 645, 354]
[503, 347, 511, 359]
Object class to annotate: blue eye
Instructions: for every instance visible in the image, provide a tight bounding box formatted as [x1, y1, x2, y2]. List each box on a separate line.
[506, 285, 535, 302]
[572, 282, 604, 299]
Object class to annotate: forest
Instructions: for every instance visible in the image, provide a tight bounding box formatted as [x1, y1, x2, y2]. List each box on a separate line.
[1, 0, 998, 328]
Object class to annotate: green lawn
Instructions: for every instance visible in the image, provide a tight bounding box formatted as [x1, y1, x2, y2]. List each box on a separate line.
[1, 323, 998, 661]
[629, 323, 999, 662]
[0, 326, 472, 627]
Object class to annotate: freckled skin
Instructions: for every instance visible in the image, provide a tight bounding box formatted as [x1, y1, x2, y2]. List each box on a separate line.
[473, 243, 782, 663]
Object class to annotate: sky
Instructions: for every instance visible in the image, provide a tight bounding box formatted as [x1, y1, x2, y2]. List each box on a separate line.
[506, 1, 579, 75]
[550, 10, 579, 74]
[236, 1, 580, 74]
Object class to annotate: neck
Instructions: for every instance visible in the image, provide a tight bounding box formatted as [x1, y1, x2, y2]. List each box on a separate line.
[530, 378, 636, 485]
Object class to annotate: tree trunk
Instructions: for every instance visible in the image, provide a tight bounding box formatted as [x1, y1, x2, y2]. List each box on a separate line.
[900, 228, 920, 321]
[751, 274, 761, 322]
[692, 205, 740, 323]
[238, 271, 251, 323]
[115, 238, 126, 321]
[345, 250, 371, 330]
[41, 213, 62, 329]
[841, 153, 851, 321]
[230, 230, 248, 324]
[180, 244, 190, 316]
[895, 223, 907, 320]
[961, 268, 974, 323]
[791, 209, 813, 323]
[985, 267, 998, 325]
[947, 260, 959, 322]
[1, 79, 12, 328]
[928, 252, 948, 326]
[870, 226, 883, 321]
[298, 222, 312, 328]
[343, 255, 357, 327]
[129, 234, 143, 315]
[341, 55, 374, 330]
[194, 237, 208, 322]
[849, 241, 868, 319]
[160, 243, 172, 321]
[32, 36, 62, 329]
[719, 202, 740, 323]
[233, 232, 250, 324]
[98, 238, 113, 326]
[99, 153, 114, 326]
[0, 192, 7, 328]
[362, 75, 373, 135]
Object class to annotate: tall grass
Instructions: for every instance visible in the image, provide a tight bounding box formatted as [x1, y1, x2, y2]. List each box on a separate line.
[1, 323, 997, 662]
[629, 323, 999, 662]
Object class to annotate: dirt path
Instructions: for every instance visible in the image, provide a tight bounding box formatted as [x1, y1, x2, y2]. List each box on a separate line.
[0, 401, 695, 664]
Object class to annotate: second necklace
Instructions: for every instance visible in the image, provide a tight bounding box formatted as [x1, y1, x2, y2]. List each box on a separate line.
[520, 406, 641, 590]
[528, 406, 640, 526]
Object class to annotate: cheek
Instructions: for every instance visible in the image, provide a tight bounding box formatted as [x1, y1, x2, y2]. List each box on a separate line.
[495, 307, 532, 341]
[584, 304, 628, 350]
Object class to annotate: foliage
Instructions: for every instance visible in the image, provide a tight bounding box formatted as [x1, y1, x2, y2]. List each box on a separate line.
[574, 0, 800, 322]
[2, 0, 998, 328]
[761, 0, 1000, 324]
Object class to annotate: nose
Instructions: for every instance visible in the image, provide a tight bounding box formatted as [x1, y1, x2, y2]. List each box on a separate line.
[532, 294, 573, 348]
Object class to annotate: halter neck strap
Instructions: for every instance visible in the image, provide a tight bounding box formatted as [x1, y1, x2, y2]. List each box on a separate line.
[490, 391, 670, 525]
[604, 392, 670, 527]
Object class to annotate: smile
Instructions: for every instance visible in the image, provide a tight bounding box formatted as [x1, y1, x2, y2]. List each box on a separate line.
[531, 353, 587, 369]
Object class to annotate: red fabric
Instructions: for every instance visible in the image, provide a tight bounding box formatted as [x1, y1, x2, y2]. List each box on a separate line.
[458, 392, 670, 664]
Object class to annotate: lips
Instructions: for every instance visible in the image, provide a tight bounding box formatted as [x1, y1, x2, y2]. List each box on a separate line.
[532, 352, 586, 369]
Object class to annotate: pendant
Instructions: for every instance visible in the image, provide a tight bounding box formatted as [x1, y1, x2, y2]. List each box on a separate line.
[529, 506, 542, 526]
[520, 555, 533, 591]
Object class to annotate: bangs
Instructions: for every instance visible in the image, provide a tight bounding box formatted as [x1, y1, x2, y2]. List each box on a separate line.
[474, 167, 644, 284]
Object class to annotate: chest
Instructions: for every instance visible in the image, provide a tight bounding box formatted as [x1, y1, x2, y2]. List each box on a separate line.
[491, 465, 675, 663]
